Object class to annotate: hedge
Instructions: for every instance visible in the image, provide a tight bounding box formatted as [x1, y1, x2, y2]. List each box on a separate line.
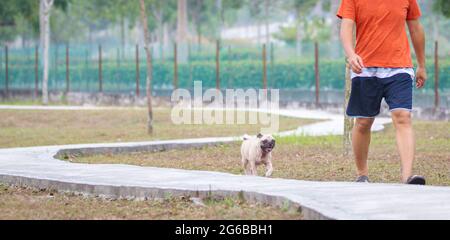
[1, 58, 449, 92]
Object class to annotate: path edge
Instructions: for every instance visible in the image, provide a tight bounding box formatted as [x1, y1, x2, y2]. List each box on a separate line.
[0, 174, 334, 220]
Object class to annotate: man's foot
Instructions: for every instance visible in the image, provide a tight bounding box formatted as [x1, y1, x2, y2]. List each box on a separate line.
[406, 175, 426, 185]
[356, 175, 369, 183]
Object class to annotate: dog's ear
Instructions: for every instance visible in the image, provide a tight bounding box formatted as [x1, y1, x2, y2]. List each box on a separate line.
[257, 133, 263, 138]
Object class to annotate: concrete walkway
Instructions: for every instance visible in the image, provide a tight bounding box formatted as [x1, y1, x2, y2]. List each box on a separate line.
[0, 105, 116, 111]
[1, 106, 450, 220]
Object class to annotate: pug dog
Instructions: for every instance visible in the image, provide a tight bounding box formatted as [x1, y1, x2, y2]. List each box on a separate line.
[241, 133, 275, 177]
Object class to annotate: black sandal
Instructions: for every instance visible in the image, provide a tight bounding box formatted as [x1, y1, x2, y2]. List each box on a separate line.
[406, 175, 426, 185]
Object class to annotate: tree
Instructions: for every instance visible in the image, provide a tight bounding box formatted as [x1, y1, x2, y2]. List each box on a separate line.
[38, 0, 70, 104]
[188, 0, 242, 44]
[343, 63, 353, 156]
[1, 0, 68, 104]
[148, 0, 176, 60]
[0, 0, 40, 43]
[177, 0, 189, 43]
[430, 0, 450, 43]
[100, 0, 140, 58]
[116, 0, 138, 58]
[176, 0, 189, 62]
[221, 0, 244, 28]
[0, 0, 24, 42]
[264, 0, 270, 44]
[248, 0, 264, 45]
[274, 17, 330, 45]
[139, 0, 154, 134]
[329, 0, 340, 58]
[434, 0, 450, 18]
[216, 0, 245, 41]
[290, 0, 317, 56]
[50, 4, 86, 44]
[40, 0, 54, 105]
[275, 0, 333, 54]
[62, 0, 124, 46]
[189, 0, 208, 46]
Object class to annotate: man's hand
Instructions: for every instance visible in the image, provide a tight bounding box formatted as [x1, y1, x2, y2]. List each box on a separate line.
[340, 19, 364, 74]
[415, 67, 427, 88]
[408, 20, 426, 88]
[347, 53, 365, 74]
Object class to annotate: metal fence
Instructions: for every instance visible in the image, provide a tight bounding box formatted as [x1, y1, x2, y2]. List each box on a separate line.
[0, 41, 448, 106]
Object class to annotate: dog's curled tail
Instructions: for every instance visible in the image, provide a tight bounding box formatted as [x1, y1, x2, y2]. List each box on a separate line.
[242, 134, 251, 141]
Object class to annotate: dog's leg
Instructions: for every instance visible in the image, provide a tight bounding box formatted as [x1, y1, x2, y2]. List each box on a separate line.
[249, 160, 257, 176]
[264, 161, 273, 177]
[242, 158, 250, 175]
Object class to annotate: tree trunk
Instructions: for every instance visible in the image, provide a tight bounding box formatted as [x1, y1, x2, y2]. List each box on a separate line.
[177, 0, 188, 43]
[343, 63, 353, 156]
[193, 0, 202, 49]
[343, 21, 357, 156]
[296, 21, 302, 57]
[151, 7, 164, 60]
[257, 21, 261, 45]
[330, 0, 340, 59]
[163, 23, 170, 62]
[176, 0, 188, 63]
[40, 0, 54, 105]
[264, 0, 270, 44]
[158, 12, 164, 60]
[428, 0, 440, 41]
[197, 25, 202, 48]
[139, 0, 154, 134]
[216, 0, 222, 40]
[120, 15, 125, 60]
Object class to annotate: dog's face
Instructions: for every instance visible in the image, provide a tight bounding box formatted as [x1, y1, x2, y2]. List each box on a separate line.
[257, 133, 275, 153]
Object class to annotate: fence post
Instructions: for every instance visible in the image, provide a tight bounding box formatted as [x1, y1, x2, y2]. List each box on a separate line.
[216, 39, 220, 91]
[136, 44, 140, 97]
[434, 40, 439, 109]
[117, 48, 121, 67]
[314, 42, 320, 106]
[270, 42, 274, 69]
[188, 41, 192, 86]
[35, 46, 39, 99]
[343, 63, 353, 156]
[84, 49, 89, 91]
[173, 42, 178, 90]
[54, 46, 58, 91]
[5, 46, 8, 99]
[98, 45, 103, 93]
[262, 43, 267, 90]
[227, 45, 232, 88]
[66, 44, 70, 94]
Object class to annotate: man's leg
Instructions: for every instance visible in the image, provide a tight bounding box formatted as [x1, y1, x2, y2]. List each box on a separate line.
[391, 110, 415, 183]
[352, 118, 375, 177]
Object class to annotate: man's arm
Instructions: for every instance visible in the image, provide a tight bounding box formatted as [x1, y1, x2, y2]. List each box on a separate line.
[407, 19, 427, 88]
[340, 18, 364, 73]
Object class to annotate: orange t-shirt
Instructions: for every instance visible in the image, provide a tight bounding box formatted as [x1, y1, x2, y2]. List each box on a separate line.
[337, 0, 422, 68]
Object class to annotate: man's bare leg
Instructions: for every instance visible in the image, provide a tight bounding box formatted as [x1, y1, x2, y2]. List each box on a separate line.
[352, 118, 375, 177]
[391, 110, 415, 183]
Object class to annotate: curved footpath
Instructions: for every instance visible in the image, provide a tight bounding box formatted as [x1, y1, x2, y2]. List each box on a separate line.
[1, 105, 450, 220]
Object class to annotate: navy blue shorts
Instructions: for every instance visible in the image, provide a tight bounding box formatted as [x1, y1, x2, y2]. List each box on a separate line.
[347, 68, 414, 118]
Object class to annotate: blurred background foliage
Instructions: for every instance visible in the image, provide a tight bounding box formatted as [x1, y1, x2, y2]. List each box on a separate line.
[0, 0, 448, 92]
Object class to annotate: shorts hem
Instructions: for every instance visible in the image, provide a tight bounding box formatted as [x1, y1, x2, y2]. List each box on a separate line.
[389, 108, 412, 112]
[346, 113, 379, 119]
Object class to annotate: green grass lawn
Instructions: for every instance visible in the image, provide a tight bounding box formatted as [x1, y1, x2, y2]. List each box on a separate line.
[71, 121, 450, 186]
[0, 100, 68, 106]
[0, 108, 315, 148]
[0, 184, 301, 220]
[0, 107, 311, 219]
